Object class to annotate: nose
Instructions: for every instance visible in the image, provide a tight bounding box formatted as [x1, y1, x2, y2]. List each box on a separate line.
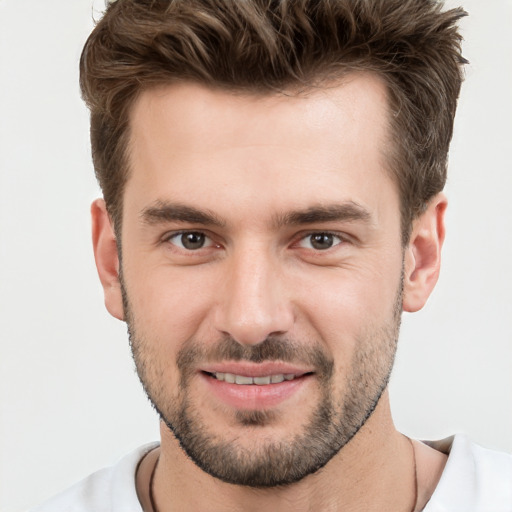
[213, 245, 294, 346]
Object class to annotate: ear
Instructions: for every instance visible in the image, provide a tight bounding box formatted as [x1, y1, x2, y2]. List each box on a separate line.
[91, 199, 125, 321]
[403, 193, 447, 313]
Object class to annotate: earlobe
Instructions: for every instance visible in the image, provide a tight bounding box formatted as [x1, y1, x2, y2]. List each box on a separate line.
[402, 193, 447, 313]
[91, 199, 125, 321]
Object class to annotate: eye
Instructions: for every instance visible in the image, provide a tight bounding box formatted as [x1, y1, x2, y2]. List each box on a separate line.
[298, 232, 343, 251]
[167, 231, 214, 250]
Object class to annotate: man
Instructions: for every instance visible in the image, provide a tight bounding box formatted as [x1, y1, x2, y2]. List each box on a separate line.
[32, 0, 512, 510]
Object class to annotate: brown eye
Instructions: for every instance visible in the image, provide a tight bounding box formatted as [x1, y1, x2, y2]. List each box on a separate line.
[181, 232, 205, 250]
[168, 231, 213, 250]
[310, 234, 334, 250]
[298, 233, 343, 251]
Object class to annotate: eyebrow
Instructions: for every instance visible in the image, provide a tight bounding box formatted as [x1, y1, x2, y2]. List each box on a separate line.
[140, 201, 226, 227]
[273, 202, 372, 228]
[140, 200, 371, 229]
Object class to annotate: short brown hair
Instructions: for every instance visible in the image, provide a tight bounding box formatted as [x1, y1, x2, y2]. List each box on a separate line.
[80, 0, 467, 243]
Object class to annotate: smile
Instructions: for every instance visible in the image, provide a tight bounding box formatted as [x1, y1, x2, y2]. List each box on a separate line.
[201, 368, 313, 409]
[211, 372, 298, 385]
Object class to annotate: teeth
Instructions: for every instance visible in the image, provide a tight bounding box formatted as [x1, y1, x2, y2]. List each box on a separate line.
[235, 375, 253, 385]
[253, 376, 271, 385]
[214, 372, 297, 385]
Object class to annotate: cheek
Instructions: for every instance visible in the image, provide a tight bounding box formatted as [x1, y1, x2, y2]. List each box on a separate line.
[294, 262, 402, 347]
[123, 259, 216, 344]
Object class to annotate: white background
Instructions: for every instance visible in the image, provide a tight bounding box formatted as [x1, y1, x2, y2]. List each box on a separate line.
[0, 1, 511, 510]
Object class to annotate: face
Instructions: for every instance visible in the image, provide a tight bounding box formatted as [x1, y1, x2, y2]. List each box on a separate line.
[116, 75, 406, 486]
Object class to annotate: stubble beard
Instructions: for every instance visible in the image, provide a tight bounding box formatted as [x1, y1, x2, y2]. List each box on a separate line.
[122, 277, 403, 488]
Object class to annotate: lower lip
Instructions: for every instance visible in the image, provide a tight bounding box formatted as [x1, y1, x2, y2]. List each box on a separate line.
[200, 373, 312, 410]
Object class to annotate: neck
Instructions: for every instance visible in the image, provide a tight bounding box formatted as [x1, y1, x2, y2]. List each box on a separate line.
[147, 392, 420, 512]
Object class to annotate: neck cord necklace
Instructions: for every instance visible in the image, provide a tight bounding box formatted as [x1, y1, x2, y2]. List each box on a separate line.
[148, 439, 418, 512]
[408, 436, 419, 512]
[148, 454, 159, 512]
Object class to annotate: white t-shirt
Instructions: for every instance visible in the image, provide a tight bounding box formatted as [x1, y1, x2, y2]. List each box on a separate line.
[31, 435, 512, 512]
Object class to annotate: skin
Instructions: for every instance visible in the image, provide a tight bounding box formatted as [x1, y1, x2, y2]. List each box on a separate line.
[93, 74, 448, 511]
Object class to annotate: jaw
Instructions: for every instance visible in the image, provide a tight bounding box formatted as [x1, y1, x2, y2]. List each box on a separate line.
[153, 390, 405, 512]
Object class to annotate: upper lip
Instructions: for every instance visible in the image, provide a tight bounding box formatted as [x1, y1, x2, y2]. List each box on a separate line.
[200, 362, 313, 378]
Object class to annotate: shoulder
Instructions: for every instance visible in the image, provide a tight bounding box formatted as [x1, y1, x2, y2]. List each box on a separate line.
[424, 434, 512, 512]
[29, 442, 159, 512]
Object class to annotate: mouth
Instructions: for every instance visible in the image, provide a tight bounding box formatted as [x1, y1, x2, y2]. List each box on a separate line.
[204, 371, 307, 385]
[199, 364, 314, 410]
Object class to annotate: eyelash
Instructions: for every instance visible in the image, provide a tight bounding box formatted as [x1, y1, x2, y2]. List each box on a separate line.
[296, 231, 346, 251]
[162, 230, 349, 252]
[163, 230, 217, 250]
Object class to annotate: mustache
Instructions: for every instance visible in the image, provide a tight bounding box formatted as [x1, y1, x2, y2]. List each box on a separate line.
[177, 335, 334, 378]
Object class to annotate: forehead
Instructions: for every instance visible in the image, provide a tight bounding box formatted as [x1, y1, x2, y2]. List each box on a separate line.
[129, 73, 390, 152]
[125, 74, 396, 224]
